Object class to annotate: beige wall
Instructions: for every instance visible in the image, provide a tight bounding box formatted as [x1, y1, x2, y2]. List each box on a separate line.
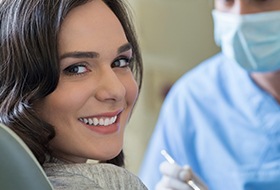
[124, 0, 220, 174]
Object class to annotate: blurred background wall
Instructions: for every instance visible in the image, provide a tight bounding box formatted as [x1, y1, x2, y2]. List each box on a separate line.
[123, 0, 220, 174]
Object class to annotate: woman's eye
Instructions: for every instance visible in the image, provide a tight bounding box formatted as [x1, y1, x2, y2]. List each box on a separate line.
[112, 57, 131, 68]
[63, 64, 89, 75]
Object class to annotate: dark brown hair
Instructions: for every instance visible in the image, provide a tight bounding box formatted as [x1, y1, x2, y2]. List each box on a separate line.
[0, 0, 142, 167]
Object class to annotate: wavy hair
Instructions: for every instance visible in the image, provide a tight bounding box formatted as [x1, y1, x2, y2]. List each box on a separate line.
[0, 0, 142, 167]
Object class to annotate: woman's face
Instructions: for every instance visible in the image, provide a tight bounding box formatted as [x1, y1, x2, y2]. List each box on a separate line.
[38, 0, 138, 163]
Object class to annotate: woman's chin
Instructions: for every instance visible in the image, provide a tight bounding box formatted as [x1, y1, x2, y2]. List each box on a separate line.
[93, 147, 123, 161]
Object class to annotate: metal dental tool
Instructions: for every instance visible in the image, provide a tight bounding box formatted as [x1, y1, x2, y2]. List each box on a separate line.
[161, 150, 201, 190]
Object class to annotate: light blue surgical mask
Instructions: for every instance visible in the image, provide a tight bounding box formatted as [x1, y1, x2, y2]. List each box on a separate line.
[212, 10, 280, 72]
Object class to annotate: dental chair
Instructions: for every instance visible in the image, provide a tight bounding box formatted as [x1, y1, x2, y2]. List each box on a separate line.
[0, 123, 53, 190]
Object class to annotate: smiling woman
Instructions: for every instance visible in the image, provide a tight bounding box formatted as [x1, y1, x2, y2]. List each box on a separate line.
[0, 0, 146, 189]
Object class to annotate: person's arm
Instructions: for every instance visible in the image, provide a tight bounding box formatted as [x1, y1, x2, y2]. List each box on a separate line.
[139, 79, 195, 190]
[156, 153, 208, 190]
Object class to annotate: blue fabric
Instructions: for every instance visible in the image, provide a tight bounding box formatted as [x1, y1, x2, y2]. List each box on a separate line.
[139, 53, 280, 190]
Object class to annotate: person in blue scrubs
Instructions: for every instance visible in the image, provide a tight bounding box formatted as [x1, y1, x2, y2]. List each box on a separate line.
[139, 0, 280, 190]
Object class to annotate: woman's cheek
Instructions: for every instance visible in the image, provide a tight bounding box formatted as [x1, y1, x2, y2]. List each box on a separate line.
[125, 76, 139, 107]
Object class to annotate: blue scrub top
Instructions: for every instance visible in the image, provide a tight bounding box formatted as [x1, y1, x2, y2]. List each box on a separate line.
[139, 53, 280, 190]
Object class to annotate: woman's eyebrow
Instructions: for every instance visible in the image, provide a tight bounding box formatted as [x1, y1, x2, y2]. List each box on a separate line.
[59, 43, 132, 60]
[118, 43, 132, 54]
[60, 51, 99, 60]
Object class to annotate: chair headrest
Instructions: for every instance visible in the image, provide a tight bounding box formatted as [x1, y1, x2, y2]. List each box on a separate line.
[0, 123, 53, 190]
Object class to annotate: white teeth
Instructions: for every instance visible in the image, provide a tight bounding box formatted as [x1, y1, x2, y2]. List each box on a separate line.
[80, 116, 117, 126]
[93, 118, 98, 125]
[84, 118, 88, 124]
[112, 116, 117, 124]
[104, 118, 110, 126]
[99, 118, 104, 125]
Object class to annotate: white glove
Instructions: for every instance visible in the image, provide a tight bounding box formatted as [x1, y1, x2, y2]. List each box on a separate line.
[156, 161, 208, 190]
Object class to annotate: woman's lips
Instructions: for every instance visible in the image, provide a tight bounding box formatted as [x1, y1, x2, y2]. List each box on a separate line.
[78, 110, 122, 134]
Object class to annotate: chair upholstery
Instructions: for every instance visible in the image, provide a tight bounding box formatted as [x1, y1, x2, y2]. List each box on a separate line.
[0, 123, 53, 190]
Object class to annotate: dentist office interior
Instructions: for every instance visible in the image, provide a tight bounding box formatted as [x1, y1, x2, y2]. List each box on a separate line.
[124, 0, 219, 175]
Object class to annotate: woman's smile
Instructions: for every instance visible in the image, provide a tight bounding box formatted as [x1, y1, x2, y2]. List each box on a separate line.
[78, 109, 123, 134]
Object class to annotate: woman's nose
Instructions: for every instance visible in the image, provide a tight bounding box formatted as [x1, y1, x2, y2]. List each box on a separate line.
[95, 68, 125, 102]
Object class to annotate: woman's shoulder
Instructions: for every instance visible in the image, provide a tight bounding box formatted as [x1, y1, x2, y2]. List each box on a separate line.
[44, 162, 148, 190]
